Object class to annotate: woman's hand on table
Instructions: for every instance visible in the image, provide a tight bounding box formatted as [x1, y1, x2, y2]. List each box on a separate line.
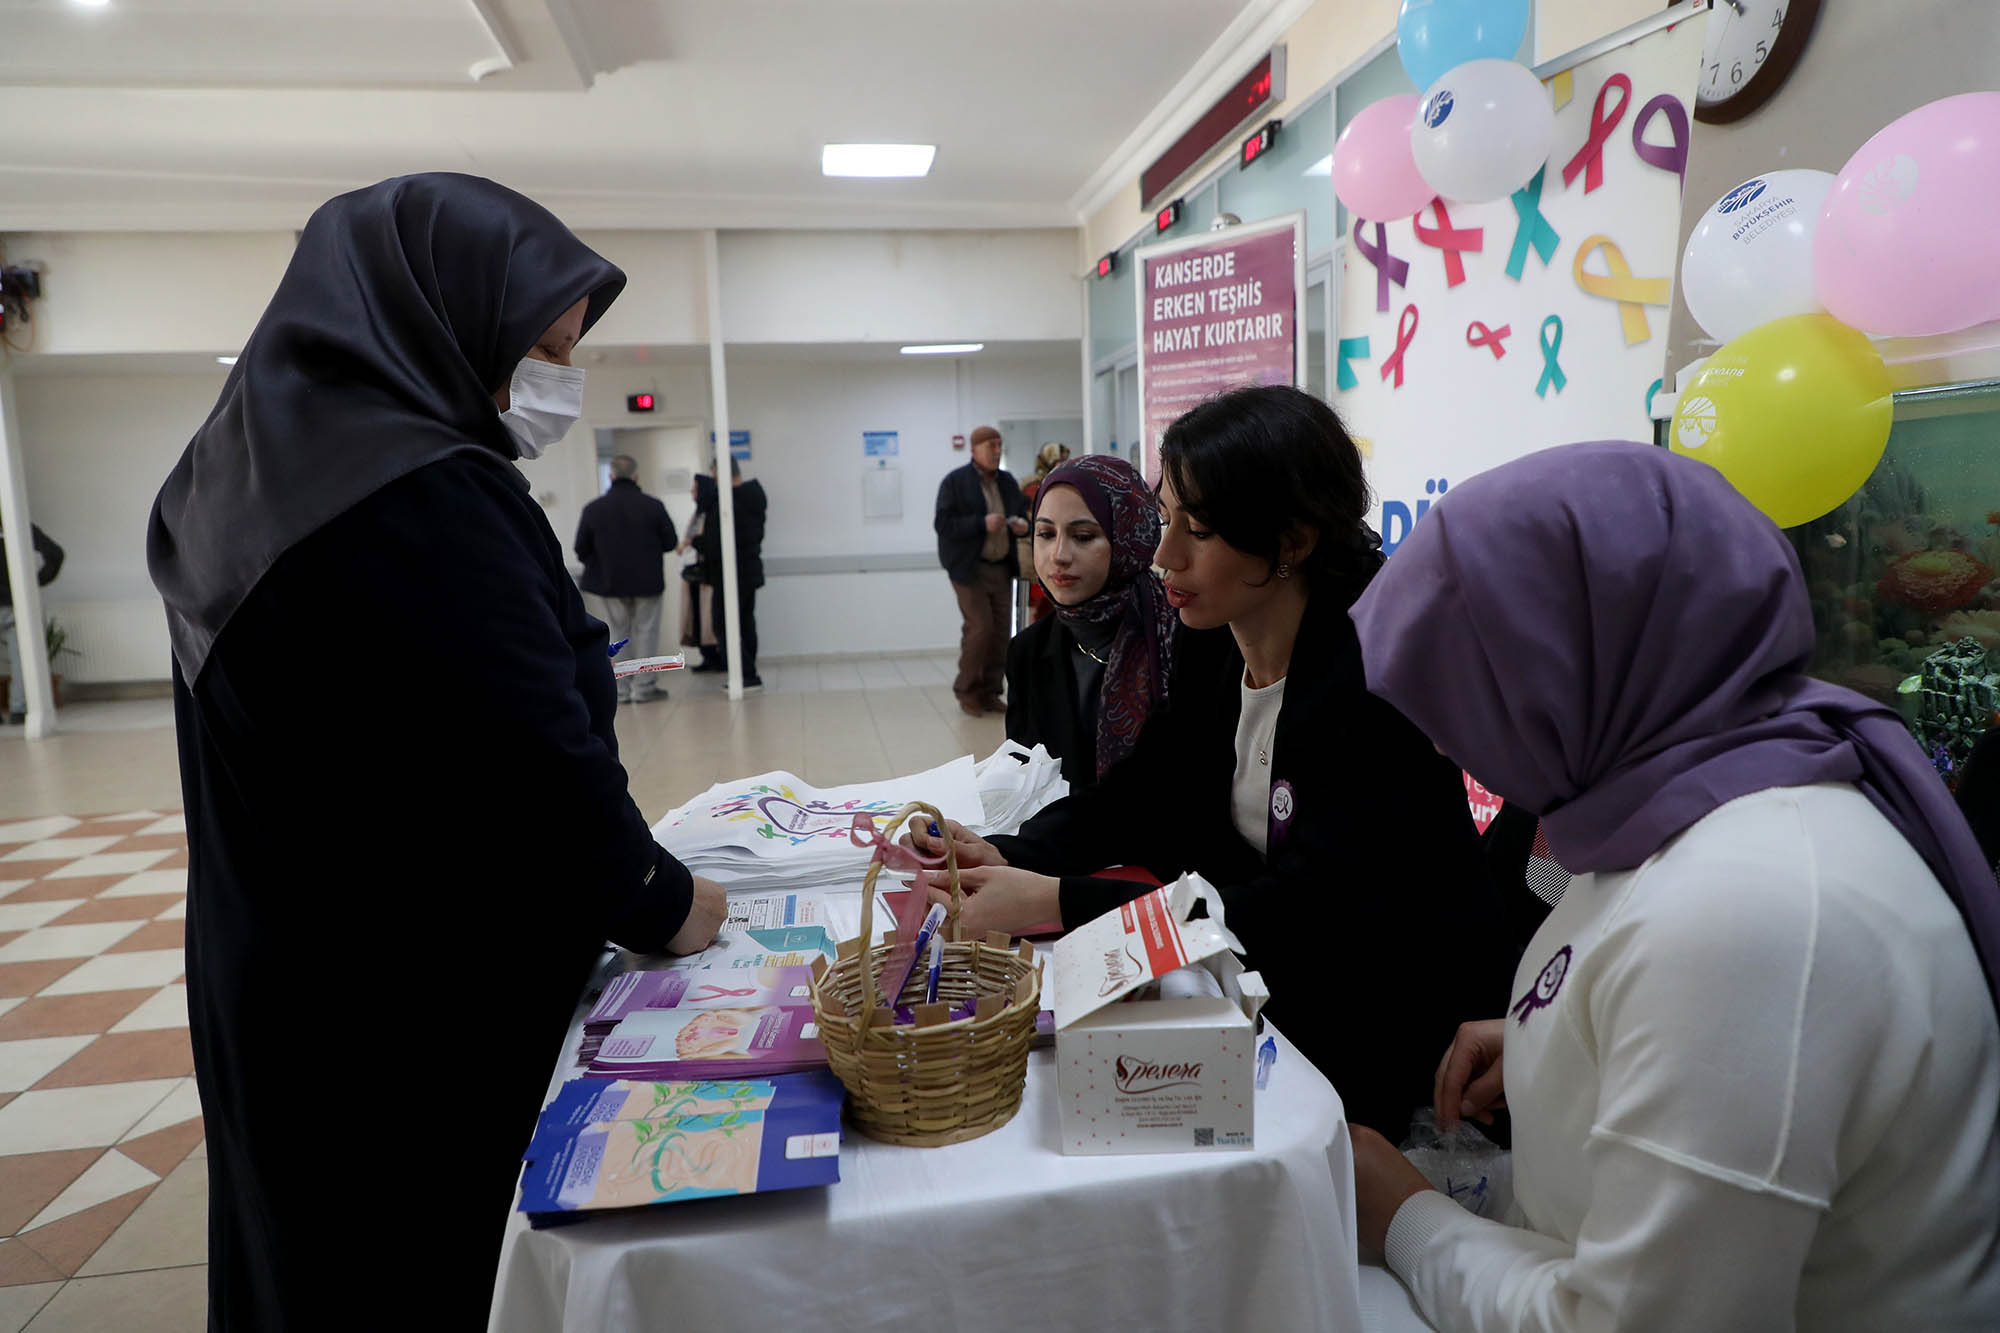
[920, 865, 1060, 938]
[899, 818, 1006, 869]
[1351, 1125, 1436, 1258]
[665, 875, 727, 955]
[1434, 1018, 1507, 1131]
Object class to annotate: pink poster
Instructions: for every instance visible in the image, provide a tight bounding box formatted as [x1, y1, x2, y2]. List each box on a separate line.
[1138, 218, 1302, 482]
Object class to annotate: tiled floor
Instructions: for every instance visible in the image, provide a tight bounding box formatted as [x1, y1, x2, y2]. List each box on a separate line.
[0, 652, 1001, 1329]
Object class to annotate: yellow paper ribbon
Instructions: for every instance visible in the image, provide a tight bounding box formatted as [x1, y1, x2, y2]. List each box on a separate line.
[1572, 235, 1671, 345]
[1548, 69, 1574, 111]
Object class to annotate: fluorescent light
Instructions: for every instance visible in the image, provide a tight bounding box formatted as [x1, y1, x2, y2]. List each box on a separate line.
[823, 144, 936, 178]
[217, 356, 238, 365]
[1303, 154, 1332, 178]
[69, 0, 111, 8]
[900, 343, 983, 356]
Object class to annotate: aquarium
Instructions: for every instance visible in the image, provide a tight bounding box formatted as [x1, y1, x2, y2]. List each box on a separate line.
[1787, 378, 2000, 785]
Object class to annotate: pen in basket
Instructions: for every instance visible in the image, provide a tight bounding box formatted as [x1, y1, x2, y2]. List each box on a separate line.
[884, 901, 946, 1008]
[924, 933, 943, 1005]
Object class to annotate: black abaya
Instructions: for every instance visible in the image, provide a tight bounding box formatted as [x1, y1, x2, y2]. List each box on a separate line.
[176, 453, 689, 1328]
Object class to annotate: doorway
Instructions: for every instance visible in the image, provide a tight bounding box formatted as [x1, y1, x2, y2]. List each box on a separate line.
[599, 423, 706, 648]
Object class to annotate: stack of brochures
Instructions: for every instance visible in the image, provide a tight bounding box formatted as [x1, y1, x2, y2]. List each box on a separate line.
[519, 1072, 845, 1222]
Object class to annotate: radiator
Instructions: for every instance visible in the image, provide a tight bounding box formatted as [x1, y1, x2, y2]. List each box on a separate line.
[44, 598, 173, 684]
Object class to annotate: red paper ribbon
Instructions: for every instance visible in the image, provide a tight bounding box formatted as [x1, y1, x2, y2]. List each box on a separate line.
[1413, 201, 1484, 288]
[1562, 73, 1632, 195]
[1380, 304, 1420, 388]
[1465, 321, 1511, 359]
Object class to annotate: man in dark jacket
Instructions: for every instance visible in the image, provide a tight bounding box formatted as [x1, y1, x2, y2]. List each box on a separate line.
[934, 425, 1026, 716]
[1, 521, 64, 724]
[574, 455, 677, 702]
[694, 458, 768, 691]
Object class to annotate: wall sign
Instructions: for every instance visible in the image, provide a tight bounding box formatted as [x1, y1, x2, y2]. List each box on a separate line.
[1135, 212, 1307, 484]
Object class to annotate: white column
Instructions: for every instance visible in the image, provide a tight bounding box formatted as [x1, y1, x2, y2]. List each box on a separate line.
[702, 229, 745, 701]
[0, 371, 56, 738]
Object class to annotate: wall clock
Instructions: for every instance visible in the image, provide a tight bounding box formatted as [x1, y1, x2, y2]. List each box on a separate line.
[1688, 0, 1823, 125]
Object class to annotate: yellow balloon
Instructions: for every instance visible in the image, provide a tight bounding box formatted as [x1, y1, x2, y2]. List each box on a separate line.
[1669, 313, 1893, 529]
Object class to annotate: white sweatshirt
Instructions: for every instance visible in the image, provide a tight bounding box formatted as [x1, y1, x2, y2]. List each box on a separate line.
[1385, 783, 2000, 1332]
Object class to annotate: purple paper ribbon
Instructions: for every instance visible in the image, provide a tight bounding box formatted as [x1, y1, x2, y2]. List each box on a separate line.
[1631, 93, 1689, 188]
[1353, 219, 1410, 314]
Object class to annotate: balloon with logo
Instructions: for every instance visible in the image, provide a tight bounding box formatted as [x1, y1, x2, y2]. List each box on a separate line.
[1813, 90, 2000, 337]
[1681, 169, 1835, 343]
[1670, 314, 1893, 529]
[1397, 0, 1531, 91]
[1332, 94, 1436, 222]
[1410, 59, 1554, 203]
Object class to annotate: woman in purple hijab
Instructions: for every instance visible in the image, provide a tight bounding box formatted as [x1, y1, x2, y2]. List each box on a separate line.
[1346, 443, 2000, 1331]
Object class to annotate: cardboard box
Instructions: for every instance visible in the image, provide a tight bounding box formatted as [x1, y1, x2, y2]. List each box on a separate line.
[1052, 876, 1267, 1155]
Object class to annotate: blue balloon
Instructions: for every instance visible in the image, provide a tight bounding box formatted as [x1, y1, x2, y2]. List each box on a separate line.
[1397, 0, 1531, 91]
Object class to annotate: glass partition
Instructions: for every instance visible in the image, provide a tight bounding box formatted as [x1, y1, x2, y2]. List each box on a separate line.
[1786, 379, 2000, 784]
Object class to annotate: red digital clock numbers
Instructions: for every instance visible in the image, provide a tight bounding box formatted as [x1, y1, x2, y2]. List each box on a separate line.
[1241, 119, 1281, 168]
[626, 393, 656, 412]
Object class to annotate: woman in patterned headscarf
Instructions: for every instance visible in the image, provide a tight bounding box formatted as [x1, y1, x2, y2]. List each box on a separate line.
[1003, 453, 1174, 786]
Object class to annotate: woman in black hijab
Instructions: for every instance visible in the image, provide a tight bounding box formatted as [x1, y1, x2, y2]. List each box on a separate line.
[148, 174, 725, 1330]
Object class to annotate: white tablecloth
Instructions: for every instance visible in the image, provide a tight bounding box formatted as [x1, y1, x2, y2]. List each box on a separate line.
[489, 1017, 1364, 1332]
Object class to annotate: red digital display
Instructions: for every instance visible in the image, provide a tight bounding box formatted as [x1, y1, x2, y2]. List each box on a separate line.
[1155, 199, 1183, 233]
[627, 393, 656, 412]
[1141, 52, 1277, 207]
[1240, 120, 1280, 168]
[1096, 253, 1115, 278]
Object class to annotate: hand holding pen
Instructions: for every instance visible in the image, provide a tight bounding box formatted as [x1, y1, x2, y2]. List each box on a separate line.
[899, 818, 1006, 870]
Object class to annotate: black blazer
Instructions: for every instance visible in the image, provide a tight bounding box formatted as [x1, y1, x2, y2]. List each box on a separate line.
[933, 463, 1025, 586]
[574, 478, 676, 598]
[1005, 617, 1099, 786]
[991, 582, 1509, 1134]
[694, 480, 768, 590]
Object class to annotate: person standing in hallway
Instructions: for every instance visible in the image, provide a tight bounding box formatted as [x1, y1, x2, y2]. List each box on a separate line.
[574, 454, 678, 703]
[0, 520, 64, 724]
[694, 457, 767, 690]
[146, 173, 726, 1331]
[935, 424, 1026, 716]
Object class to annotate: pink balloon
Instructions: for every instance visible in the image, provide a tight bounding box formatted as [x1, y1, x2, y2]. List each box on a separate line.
[1813, 91, 2000, 338]
[1332, 94, 1437, 222]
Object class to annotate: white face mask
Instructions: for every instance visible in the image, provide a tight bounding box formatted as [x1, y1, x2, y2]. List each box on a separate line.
[499, 357, 586, 460]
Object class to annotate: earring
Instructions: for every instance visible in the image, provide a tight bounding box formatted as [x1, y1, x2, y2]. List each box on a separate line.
[1277, 562, 1292, 580]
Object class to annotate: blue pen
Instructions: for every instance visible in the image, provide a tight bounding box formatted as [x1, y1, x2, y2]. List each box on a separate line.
[924, 933, 943, 1005]
[1256, 1035, 1277, 1090]
[607, 638, 629, 657]
[892, 902, 947, 1003]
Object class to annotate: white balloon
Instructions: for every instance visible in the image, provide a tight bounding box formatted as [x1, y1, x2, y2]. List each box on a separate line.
[1681, 169, 1836, 343]
[1409, 58, 1554, 204]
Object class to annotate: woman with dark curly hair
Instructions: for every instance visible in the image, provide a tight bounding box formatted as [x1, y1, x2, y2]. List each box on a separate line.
[909, 385, 1505, 1133]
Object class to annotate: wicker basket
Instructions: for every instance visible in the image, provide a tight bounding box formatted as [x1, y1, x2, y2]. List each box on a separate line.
[810, 800, 1042, 1147]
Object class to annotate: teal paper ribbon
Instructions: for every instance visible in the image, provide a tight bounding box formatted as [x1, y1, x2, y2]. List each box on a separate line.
[1507, 167, 1561, 281]
[1336, 336, 1372, 392]
[1536, 316, 1567, 398]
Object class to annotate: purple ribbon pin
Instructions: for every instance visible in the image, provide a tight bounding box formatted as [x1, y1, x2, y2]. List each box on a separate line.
[1631, 93, 1689, 189]
[1352, 220, 1409, 314]
[1510, 944, 1573, 1024]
